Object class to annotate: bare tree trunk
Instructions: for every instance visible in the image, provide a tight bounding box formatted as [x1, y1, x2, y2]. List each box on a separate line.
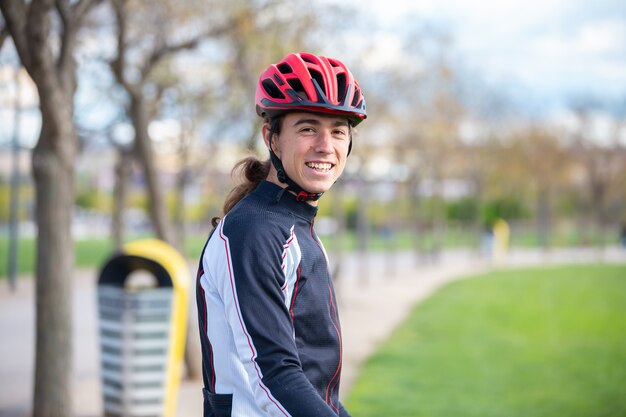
[174, 121, 194, 247]
[112, 147, 133, 251]
[384, 203, 397, 279]
[174, 129, 204, 380]
[130, 94, 177, 248]
[32, 139, 75, 417]
[173, 167, 186, 246]
[356, 177, 370, 285]
[431, 171, 444, 263]
[470, 170, 485, 255]
[331, 182, 346, 284]
[407, 173, 423, 266]
[2, 1, 95, 415]
[591, 181, 607, 253]
[184, 312, 203, 380]
[536, 188, 551, 249]
[8, 65, 22, 292]
[31, 52, 78, 417]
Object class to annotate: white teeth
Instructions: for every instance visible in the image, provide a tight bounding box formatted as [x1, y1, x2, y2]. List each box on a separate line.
[306, 162, 332, 172]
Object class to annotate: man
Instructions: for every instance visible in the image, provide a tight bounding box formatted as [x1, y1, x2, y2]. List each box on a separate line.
[196, 52, 366, 417]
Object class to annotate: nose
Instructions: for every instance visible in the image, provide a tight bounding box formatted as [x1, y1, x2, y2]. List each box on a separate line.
[314, 129, 334, 154]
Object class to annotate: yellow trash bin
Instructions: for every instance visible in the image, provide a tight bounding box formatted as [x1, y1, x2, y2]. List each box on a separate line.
[97, 239, 189, 417]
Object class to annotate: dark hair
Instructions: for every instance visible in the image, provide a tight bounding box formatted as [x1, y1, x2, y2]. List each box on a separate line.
[211, 157, 272, 228]
[211, 118, 282, 228]
[210, 114, 354, 227]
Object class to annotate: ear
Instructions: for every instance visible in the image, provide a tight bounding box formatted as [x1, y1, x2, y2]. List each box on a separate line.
[262, 122, 279, 155]
[262, 122, 271, 148]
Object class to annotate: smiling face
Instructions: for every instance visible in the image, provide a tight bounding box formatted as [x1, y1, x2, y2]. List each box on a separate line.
[263, 112, 351, 204]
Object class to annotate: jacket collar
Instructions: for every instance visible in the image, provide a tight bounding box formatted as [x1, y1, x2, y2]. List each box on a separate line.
[254, 180, 318, 222]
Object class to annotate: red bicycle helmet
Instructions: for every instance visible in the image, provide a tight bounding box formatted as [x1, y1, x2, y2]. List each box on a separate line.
[255, 52, 367, 126]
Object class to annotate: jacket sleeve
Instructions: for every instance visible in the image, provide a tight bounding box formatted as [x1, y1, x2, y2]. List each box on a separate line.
[208, 216, 341, 416]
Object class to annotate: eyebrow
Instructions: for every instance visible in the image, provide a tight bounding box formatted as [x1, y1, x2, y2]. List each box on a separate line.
[292, 118, 350, 128]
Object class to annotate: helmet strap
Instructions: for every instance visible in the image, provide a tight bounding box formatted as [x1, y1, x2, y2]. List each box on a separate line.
[268, 118, 323, 202]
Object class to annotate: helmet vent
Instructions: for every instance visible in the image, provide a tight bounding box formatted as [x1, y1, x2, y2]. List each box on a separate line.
[262, 79, 285, 99]
[255, 52, 367, 125]
[277, 63, 293, 74]
[309, 69, 327, 97]
[336, 73, 347, 103]
[287, 78, 308, 99]
[351, 86, 361, 107]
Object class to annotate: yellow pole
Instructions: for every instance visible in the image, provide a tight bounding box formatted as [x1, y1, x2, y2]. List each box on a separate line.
[492, 218, 510, 265]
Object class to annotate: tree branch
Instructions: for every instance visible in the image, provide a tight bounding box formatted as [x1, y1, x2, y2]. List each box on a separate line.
[0, 0, 31, 70]
[54, 0, 71, 26]
[25, 0, 56, 84]
[109, 0, 135, 94]
[55, 0, 75, 86]
[139, 21, 233, 81]
[0, 23, 8, 50]
[72, 0, 97, 21]
[139, 37, 200, 81]
[54, 0, 97, 91]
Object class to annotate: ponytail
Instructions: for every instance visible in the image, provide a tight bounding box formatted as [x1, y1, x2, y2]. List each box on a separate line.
[211, 117, 282, 227]
[211, 157, 271, 227]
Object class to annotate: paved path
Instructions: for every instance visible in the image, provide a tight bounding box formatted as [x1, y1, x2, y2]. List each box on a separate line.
[1, 247, 624, 417]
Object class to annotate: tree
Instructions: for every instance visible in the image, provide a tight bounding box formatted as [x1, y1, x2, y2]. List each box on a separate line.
[107, 0, 295, 246]
[109, 131, 134, 251]
[391, 28, 465, 262]
[568, 101, 625, 247]
[220, 1, 322, 151]
[105, 0, 335, 379]
[1, 0, 97, 415]
[150, 0, 323, 241]
[518, 127, 570, 248]
[108, 0, 222, 249]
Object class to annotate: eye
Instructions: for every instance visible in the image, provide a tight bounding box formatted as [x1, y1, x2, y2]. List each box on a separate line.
[298, 126, 316, 134]
[332, 128, 348, 137]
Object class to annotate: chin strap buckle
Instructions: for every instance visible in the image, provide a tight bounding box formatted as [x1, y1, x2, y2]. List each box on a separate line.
[295, 191, 322, 202]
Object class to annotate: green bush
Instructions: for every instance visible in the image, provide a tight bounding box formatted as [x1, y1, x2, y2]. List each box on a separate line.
[446, 197, 479, 224]
[482, 197, 528, 227]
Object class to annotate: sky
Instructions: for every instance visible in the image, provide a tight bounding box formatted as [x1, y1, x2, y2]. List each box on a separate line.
[1, 0, 625, 147]
[338, 0, 626, 112]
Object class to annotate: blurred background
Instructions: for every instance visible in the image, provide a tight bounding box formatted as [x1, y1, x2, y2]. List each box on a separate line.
[1, 0, 625, 416]
[1, 0, 625, 270]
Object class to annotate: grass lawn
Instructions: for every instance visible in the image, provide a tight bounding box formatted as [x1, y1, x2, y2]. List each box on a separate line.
[0, 229, 622, 278]
[0, 235, 209, 278]
[0, 237, 116, 278]
[0, 232, 428, 278]
[345, 264, 626, 417]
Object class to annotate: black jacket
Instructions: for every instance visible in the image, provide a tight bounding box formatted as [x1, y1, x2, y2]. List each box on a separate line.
[196, 181, 350, 417]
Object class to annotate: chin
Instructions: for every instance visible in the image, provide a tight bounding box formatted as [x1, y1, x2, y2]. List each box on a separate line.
[311, 183, 335, 194]
[300, 174, 338, 194]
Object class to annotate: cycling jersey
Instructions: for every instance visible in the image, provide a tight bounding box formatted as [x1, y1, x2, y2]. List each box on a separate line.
[196, 180, 350, 417]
